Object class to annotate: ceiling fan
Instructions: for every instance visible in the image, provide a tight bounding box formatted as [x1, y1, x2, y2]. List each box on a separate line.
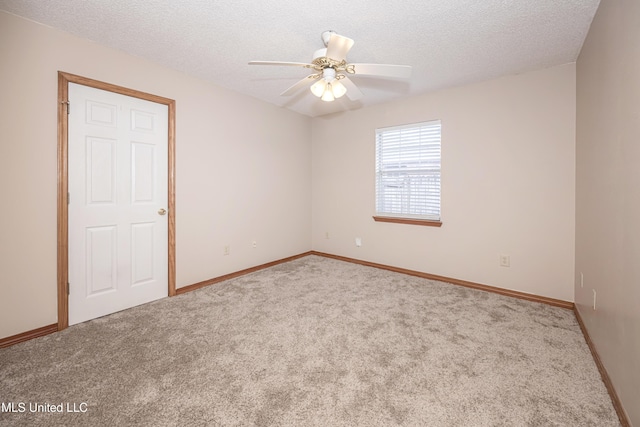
[249, 31, 412, 102]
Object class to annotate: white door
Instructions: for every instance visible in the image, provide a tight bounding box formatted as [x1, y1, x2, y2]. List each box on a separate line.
[68, 83, 169, 326]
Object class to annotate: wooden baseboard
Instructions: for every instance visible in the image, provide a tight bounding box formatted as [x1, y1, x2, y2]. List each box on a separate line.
[0, 251, 573, 347]
[0, 324, 58, 349]
[4, 252, 627, 426]
[574, 307, 630, 427]
[176, 251, 314, 295]
[310, 251, 574, 310]
[0, 252, 315, 348]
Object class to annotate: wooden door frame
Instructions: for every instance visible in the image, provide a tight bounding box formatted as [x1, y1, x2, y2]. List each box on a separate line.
[57, 71, 176, 331]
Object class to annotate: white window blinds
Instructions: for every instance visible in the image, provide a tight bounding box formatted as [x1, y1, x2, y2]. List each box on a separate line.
[375, 120, 441, 221]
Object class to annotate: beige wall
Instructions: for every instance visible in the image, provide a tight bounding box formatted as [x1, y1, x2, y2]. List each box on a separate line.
[576, 0, 640, 424]
[311, 64, 576, 302]
[3, 3, 636, 422]
[0, 12, 312, 339]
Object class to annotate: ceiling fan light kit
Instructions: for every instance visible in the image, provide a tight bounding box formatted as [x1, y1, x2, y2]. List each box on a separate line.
[310, 67, 347, 101]
[249, 31, 411, 102]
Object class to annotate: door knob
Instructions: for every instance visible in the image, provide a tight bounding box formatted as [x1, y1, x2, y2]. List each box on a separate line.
[158, 208, 167, 216]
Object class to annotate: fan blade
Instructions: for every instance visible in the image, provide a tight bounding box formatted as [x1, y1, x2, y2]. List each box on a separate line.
[326, 34, 354, 61]
[280, 75, 320, 96]
[249, 61, 314, 68]
[350, 63, 412, 79]
[340, 76, 363, 101]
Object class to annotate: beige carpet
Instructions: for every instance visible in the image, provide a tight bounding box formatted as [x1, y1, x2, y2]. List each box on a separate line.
[0, 255, 620, 426]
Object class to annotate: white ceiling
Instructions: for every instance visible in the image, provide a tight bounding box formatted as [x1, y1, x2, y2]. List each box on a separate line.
[1, 0, 600, 117]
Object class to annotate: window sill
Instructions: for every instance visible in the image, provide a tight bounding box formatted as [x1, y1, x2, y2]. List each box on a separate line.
[372, 216, 442, 227]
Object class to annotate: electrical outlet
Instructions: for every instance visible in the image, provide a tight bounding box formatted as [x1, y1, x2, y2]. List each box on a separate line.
[252, 241, 257, 248]
[224, 245, 230, 256]
[499, 254, 510, 267]
[325, 232, 329, 239]
[355, 237, 362, 247]
[580, 272, 584, 288]
[593, 289, 597, 310]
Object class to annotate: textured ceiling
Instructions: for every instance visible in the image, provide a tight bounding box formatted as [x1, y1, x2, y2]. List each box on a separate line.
[0, 0, 600, 117]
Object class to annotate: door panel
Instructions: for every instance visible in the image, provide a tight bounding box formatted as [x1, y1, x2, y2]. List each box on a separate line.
[87, 137, 116, 204]
[131, 142, 155, 202]
[68, 83, 168, 326]
[86, 225, 117, 296]
[131, 222, 155, 285]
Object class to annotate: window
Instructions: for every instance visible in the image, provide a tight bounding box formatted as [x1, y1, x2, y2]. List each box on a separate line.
[374, 120, 442, 226]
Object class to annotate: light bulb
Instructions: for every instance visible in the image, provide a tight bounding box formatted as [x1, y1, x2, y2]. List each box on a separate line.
[321, 84, 335, 102]
[310, 79, 327, 98]
[332, 80, 347, 99]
